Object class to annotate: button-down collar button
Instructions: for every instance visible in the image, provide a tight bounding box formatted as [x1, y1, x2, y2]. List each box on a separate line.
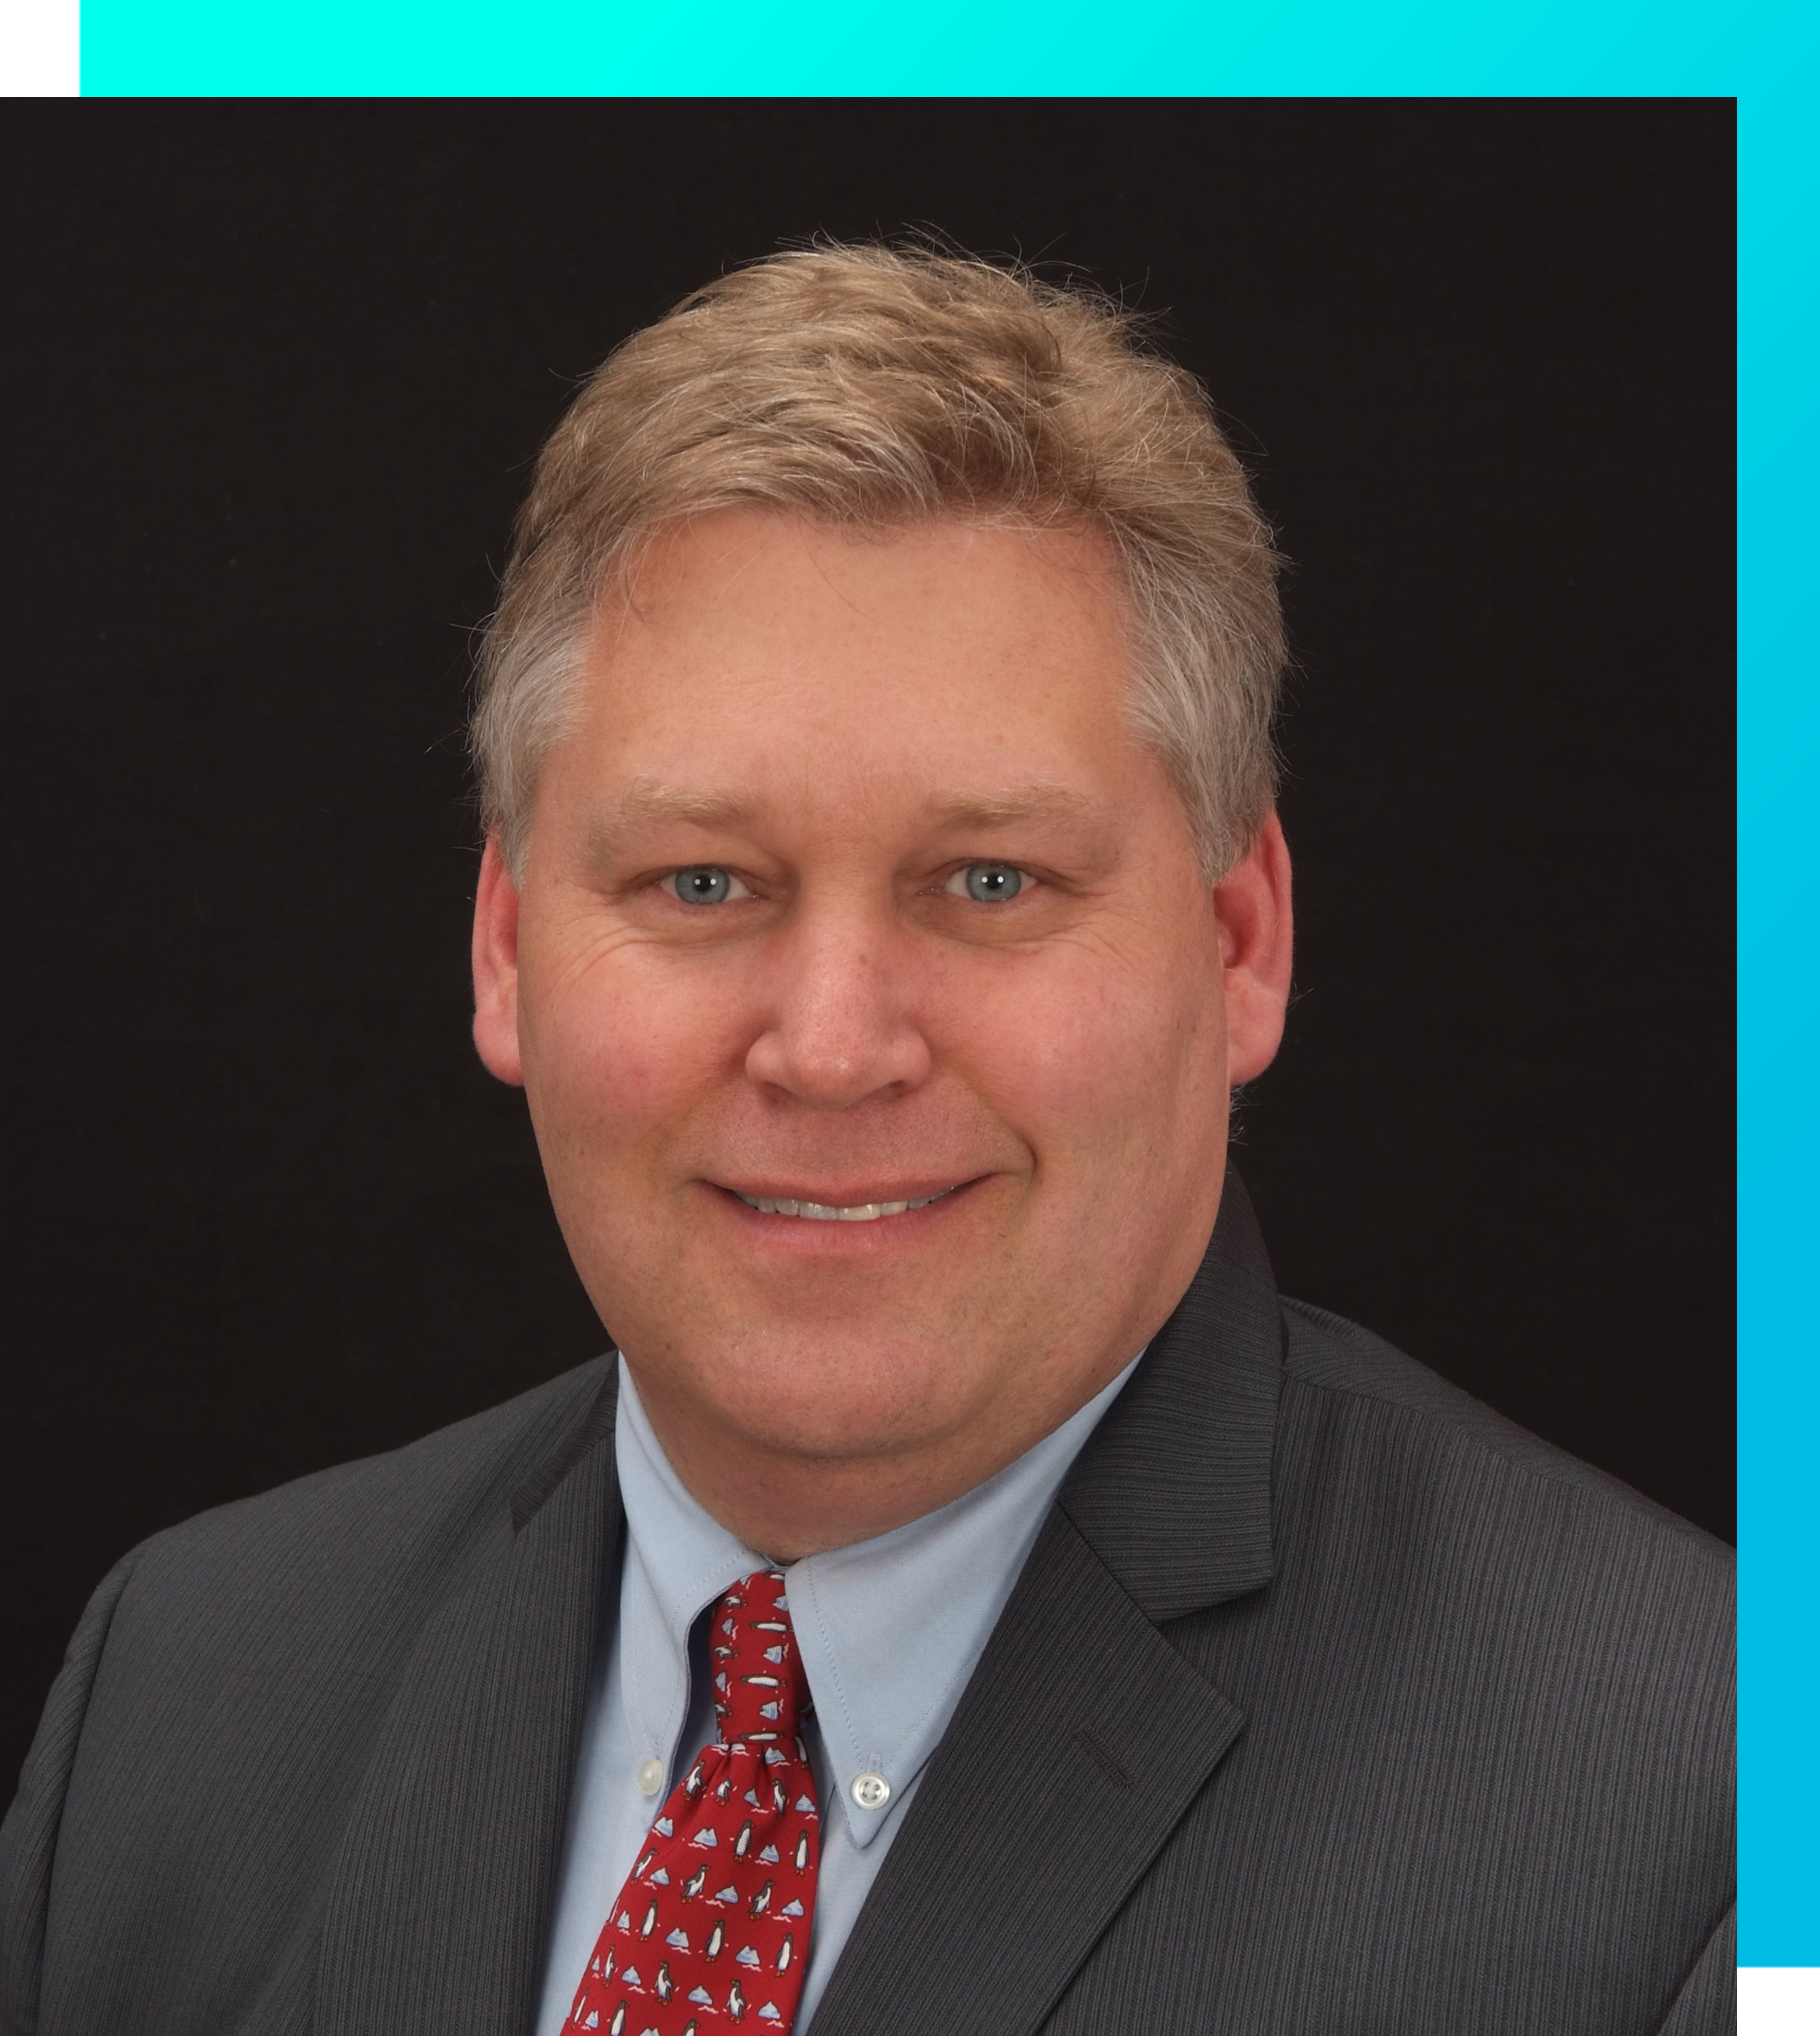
[637, 1758, 665, 1796]
[850, 1770, 891, 1811]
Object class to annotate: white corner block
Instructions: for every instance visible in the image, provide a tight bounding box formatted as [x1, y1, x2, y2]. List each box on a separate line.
[0, 0, 79, 93]
[1740, 1968, 1820, 2035]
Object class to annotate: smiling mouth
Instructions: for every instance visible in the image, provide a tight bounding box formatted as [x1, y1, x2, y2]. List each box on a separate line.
[734, 1187, 957, 1223]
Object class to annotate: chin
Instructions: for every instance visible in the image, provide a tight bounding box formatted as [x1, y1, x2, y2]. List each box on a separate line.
[697, 1345, 973, 1464]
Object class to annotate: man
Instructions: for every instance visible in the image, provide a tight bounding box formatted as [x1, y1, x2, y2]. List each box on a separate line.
[1, 247, 1731, 2036]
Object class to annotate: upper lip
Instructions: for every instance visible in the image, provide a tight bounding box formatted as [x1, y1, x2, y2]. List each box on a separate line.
[715, 1178, 970, 1205]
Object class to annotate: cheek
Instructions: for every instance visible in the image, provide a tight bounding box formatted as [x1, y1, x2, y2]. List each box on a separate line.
[519, 942, 750, 1154]
[948, 936, 1228, 1169]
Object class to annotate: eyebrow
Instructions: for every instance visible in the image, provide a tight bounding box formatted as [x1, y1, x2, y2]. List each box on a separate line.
[597, 777, 1093, 828]
[606, 782, 761, 832]
[924, 784, 1096, 830]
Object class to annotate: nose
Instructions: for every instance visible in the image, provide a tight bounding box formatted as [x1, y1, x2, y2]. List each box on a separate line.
[743, 906, 933, 1108]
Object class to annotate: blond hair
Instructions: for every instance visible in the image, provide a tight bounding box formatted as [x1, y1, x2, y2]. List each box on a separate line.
[473, 244, 1283, 880]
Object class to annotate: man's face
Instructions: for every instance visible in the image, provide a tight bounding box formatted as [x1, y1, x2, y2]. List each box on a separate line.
[474, 511, 1288, 1542]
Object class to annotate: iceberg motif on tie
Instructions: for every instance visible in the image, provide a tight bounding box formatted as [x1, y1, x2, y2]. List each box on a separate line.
[666, 1928, 689, 1948]
[688, 1986, 713, 2006]
[758, 1844, 780, 1863]
[654, 1817, 673, 1837]
[691, 1827, 718, 1847]
[735, 1945, 761, 1966]
[758, 2005, 783, 2022]
[780, 1899, 804, 1918]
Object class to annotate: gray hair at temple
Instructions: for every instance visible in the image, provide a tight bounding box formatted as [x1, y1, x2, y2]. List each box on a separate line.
[471, 244, 1285, 883]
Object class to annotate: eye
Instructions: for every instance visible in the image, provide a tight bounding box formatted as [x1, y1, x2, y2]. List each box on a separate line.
[945, 862, 1025, 902]
[667, 866, 752, 905]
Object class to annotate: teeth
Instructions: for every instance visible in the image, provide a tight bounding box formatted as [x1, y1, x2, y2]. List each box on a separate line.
[739, 1189, 951, 1222]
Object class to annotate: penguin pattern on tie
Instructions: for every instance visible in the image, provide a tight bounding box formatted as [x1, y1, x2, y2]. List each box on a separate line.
[562, 1571, 820, 2035]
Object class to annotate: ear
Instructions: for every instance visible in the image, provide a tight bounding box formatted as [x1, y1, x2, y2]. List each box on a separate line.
[472, 834, 526, 1087]
[1214, 809, 1294, 1086]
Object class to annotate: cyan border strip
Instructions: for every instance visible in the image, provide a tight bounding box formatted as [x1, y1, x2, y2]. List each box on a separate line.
[1738, 66, 1813, 1966]
[79, 0, 1749, 97]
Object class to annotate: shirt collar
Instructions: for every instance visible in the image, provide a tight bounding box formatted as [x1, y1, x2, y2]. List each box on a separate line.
[614, 1354, 1138, 1850]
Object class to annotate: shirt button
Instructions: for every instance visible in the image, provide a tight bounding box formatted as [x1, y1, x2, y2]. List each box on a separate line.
[638, 1758, 665, 1797]
[850, 1770, 891, 1811]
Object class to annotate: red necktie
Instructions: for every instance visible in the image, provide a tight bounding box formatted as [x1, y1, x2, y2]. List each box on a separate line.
[562, 1570, 822, 2035]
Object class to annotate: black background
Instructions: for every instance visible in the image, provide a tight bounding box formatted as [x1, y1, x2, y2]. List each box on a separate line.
[1, 99, 1734, 1788]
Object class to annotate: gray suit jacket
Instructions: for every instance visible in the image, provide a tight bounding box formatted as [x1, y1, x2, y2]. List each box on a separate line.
[1, 1178, 1735, 2035]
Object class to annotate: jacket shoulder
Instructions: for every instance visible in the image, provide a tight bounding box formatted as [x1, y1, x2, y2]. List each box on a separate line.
[1279, 1294, 1730, 1563]
[129, 1354, 615, 1597]
[0, 1358, 617, 2036]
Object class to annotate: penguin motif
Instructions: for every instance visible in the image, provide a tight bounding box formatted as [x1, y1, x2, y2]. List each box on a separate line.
[704, 1922, 725, 1961]
[749, 1879, 774, 1918]
[777, 1933, 794, 1973]
[733, 1819, 754, 1860]
[728, 1979, 747, 2021]
[793, 1830, 811, 1872]
[639, 1902, 658, 1939]
[608, 2005, 627, 2036]
[685, 1761, 706, 1801]
[682, 1866, 707, 1901]
[655, 1963, 675, 2004]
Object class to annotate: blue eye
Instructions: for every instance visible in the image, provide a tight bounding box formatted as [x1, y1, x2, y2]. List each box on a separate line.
[672, 867, 737, 904]
[949, 862, 1024, 902]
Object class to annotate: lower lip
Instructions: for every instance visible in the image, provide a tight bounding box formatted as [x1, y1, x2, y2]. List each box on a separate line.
[712, 1180, 981, 1247]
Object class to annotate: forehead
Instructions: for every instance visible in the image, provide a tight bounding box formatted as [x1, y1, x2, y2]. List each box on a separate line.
[548, 510, 1170, 841]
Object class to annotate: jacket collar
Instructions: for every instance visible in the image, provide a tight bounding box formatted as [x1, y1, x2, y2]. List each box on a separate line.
[1058, 1165, 1283, 1621]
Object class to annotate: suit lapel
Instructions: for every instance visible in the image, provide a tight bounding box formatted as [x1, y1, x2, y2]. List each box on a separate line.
[315, 1371, 622, 2036]
[808, 1172, 1284, 2036]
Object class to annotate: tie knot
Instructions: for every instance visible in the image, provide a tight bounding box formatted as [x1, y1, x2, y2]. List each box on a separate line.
[710, 1569, 809, 1747]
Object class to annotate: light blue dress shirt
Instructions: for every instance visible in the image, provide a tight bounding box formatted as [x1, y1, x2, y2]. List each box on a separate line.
[534, 1354, 1139, 2035]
